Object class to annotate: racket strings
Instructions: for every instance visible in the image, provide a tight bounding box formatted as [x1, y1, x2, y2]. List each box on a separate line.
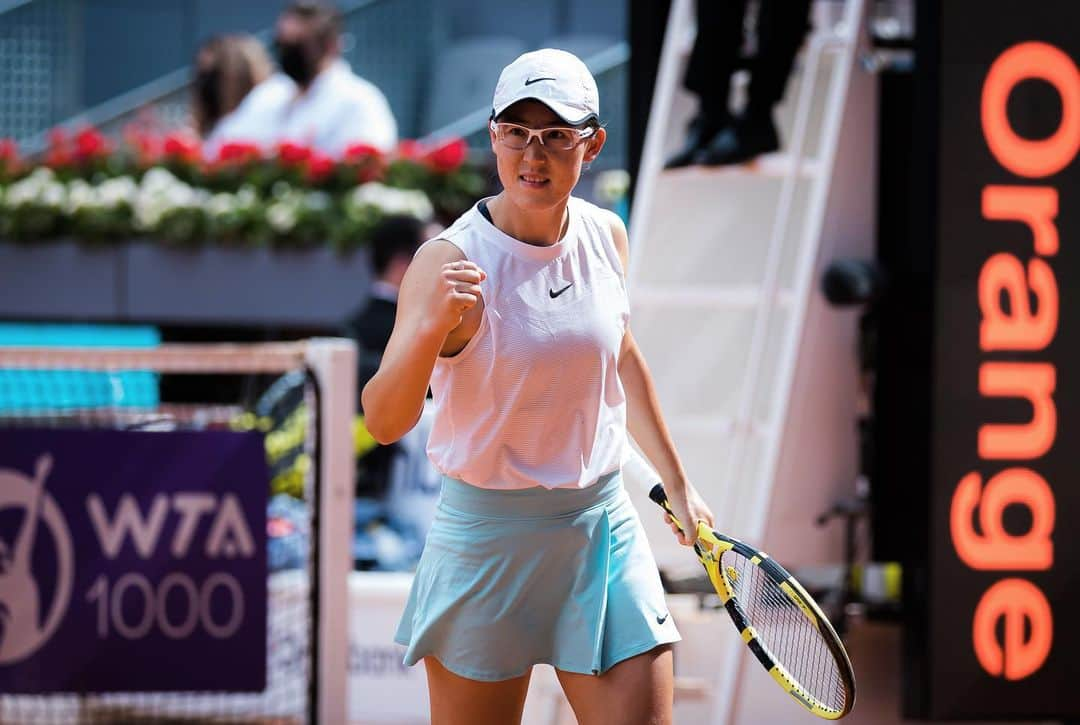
[723, 551, 847, 712]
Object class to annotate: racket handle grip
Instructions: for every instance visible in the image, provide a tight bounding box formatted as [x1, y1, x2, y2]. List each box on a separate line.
[648, 483, 668, 507]
[649, 483, 686, 534]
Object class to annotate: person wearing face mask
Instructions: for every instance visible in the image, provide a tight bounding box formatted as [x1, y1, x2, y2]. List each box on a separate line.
[363, 49, 714, 725]
[205, 0, 397, 158]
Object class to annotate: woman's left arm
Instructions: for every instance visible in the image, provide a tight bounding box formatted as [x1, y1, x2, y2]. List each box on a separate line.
[606, 212, 716, 546]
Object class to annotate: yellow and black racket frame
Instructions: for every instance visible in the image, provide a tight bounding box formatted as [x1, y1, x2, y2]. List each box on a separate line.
[649, 484, 856, 720]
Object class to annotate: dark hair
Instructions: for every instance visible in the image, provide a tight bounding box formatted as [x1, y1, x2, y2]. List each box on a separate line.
[193, 35, 273, 137]
[282, 0, 343, 49]
[371, 215, 425, 276]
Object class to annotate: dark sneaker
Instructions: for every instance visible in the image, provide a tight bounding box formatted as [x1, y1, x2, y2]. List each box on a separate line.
[664, 113, 730, 169]
[698, 113, 780, 166]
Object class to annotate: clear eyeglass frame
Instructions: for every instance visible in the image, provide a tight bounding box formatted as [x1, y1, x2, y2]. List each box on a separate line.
[489, 120, 597, 152]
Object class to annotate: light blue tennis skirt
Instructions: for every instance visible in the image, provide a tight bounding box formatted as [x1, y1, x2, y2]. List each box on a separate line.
[393, 469, 680, 682]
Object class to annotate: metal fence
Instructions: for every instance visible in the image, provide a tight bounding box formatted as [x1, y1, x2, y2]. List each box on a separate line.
[2, 0, 629, 176]
[0, 0, 80, 142]
[6, 0, 437, 153]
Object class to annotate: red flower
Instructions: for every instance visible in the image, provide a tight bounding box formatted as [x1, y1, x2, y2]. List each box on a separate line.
[426, 138, 468, 172]
[123, 123, 161, 165]
[395, 139, 426, 161]
[342, 142, 386, 182]
[277, 141, 312, 166]
[74, 127, 111, 160]
[163, 132, 201, 163]
[305, 152, 335, 183]
[0, 138, 18, 163]
[0, 138, 18, 178]
[45, 127, 72, 167]
[216, 141, 263, 163]
[343, 143, 383, 162]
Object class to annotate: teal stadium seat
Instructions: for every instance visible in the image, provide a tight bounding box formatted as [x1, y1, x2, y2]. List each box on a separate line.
[0, 324, 160, 412]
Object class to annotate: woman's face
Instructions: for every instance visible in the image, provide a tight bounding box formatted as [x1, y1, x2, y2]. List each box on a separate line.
[489, 100, 606, 212]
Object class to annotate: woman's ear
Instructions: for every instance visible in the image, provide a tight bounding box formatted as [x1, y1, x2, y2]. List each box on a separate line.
[583, 127, 607, 163]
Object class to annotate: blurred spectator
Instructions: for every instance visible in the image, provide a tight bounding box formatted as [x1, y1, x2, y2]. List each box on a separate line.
[192, 35, 274, 139]
[343, 214, 431, 401]
[666, 0, 812, 168]
[343, 213, 426, 511]
[345, 214, 441, 571]
[267, 493, 310, 572]
[206, 0, 398, 158]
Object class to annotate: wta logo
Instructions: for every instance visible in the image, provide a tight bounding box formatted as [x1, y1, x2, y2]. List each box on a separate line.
[0, 455, 74, 665]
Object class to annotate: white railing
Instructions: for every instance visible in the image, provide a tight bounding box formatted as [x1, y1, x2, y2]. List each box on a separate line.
[624, 0, 869, 721]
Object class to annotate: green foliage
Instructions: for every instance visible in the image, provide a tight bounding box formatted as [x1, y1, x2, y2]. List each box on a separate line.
[0, 131, 491, 249]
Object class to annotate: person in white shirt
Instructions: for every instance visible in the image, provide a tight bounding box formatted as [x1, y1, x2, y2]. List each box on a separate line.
[205, 0, 398, 158]
[364, 49, 714, 725]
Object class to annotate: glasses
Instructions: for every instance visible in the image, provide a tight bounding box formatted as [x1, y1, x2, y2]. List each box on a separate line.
[489, 121, 596, 152]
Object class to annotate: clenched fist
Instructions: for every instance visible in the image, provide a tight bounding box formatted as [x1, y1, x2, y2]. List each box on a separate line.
[431, 259, 486, 334]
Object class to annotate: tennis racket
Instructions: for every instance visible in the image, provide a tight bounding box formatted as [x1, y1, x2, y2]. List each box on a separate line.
[649, 483, 856, 719]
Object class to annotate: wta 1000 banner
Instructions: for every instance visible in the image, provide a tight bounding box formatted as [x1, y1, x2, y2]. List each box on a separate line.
[0, 429, 268, 692]
[930, 1, 1080, 718]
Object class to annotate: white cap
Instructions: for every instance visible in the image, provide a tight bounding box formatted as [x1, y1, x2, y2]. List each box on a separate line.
[492, 48, 600, 125]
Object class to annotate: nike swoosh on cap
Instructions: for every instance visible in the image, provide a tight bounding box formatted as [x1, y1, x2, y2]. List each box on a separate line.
[525, 77, 556, 86]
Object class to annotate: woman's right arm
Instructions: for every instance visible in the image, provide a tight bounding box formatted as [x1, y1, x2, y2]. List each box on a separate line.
[360, 241, 485, 444]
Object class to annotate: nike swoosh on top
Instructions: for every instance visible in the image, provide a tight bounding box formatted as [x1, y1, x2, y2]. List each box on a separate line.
[549, 283, 573, 298]
[656, 613, 670, 625]
[525, 77, 556, 86]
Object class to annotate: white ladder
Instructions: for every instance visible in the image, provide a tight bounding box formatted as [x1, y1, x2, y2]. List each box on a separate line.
[624, 0, 869, 721]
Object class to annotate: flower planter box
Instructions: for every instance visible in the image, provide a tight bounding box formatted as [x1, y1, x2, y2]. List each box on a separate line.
[0, 240, 374, 327]
[123, 243, 374, 327]
[0, 241, 123, 320]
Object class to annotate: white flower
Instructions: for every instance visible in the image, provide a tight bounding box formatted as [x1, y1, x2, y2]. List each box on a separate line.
[39, 181, 66, 209]
[133, 170, 205, 231]
[66, 179, 95, 212]
[65, 177, 136, 214]
[165, 183, 199, 208]
[346, 182, 433, 220]
[140, 167, 180, 193]
[134, 197, 166, 230]
[97, 176, 137, 208]
[236, 185, 258, 208]
[266, 201, 298, 232]
[207, 192, 236, 218]
[5, 168, 59, 207]
[265, 186, 303, 233]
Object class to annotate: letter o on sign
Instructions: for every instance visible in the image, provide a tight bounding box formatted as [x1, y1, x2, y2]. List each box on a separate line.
[981, 42, 1080, 178]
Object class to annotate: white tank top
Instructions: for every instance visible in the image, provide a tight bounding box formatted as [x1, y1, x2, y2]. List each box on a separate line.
[424, 196, 630, 490]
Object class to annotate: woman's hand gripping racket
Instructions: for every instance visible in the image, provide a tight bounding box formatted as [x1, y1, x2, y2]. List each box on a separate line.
[649, 483, 856, 719]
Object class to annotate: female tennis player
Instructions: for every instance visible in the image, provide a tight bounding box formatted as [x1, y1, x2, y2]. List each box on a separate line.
[362, 48, 714, 725]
